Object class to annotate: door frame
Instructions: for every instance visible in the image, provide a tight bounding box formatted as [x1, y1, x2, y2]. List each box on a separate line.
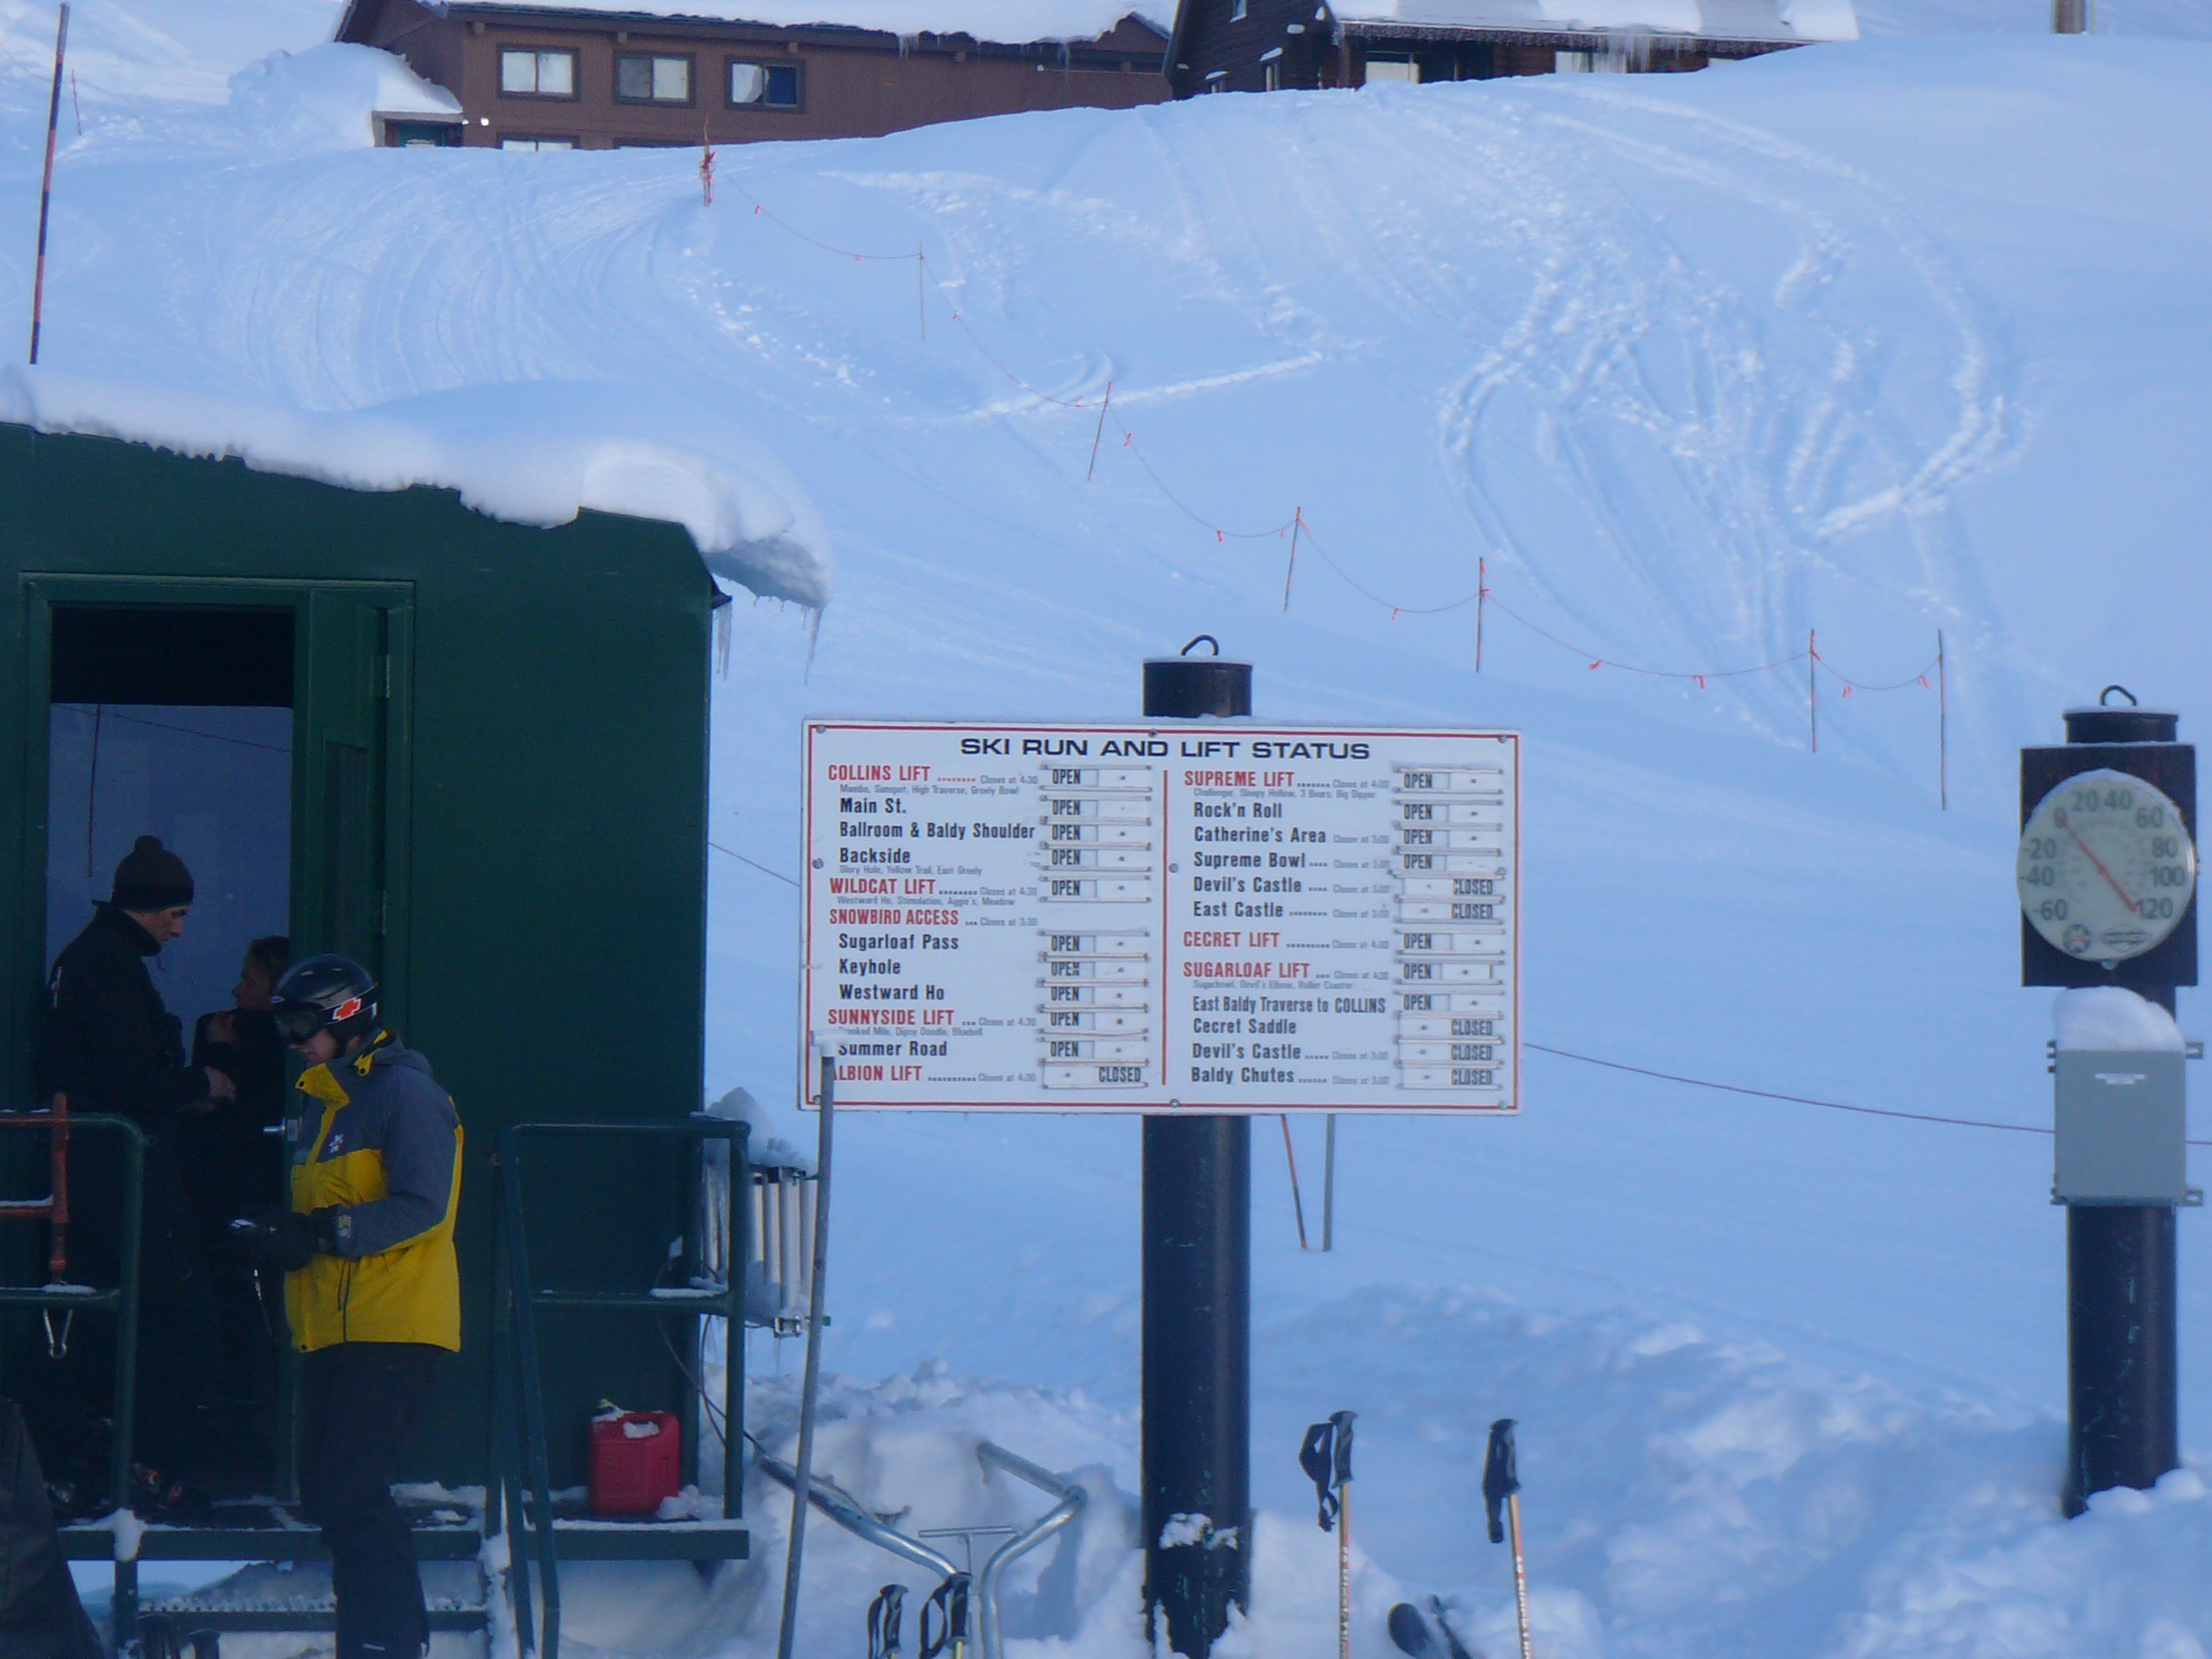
[15, 575, 415, 1102]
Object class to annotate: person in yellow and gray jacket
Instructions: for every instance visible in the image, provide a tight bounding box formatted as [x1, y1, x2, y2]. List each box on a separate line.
[238, 955, 460, 1659]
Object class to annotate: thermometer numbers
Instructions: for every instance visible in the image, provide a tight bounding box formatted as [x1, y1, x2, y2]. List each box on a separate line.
[2018, 767, 2196, 962]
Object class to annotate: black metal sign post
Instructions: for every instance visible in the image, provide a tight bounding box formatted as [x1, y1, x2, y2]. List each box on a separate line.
[1141, 640, 1253, 1656]
[2022, 692, 2196, 1516]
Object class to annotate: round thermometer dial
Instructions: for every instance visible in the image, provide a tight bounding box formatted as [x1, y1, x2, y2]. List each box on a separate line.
[2018, 766, 2196, 962]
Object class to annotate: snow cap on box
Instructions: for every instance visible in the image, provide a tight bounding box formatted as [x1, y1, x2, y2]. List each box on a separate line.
[2054, 986, 2184, 1052]
[707, 1084, 813, 1171]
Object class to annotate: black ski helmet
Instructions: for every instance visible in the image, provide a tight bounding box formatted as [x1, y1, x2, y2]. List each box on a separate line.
[269, 955, 379, 1050]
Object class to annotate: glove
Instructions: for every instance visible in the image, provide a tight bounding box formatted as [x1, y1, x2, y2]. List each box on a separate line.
[232, 1208, 340, 1271]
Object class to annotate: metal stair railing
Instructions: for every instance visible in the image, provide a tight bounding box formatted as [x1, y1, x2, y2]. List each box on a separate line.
[0, 1103, 145, 1642]
[973, 1443, 1086, 1659]
[758, 1438, 1085, 1659]
[492, 1116, 749, 1659]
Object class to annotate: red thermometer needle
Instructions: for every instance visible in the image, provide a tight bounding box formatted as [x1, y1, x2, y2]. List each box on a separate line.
[2056, 809, 2140, 914]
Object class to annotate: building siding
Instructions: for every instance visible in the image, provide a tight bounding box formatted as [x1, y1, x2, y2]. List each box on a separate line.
[346, 0, 1171, 146]
[1168, 0, 1790, 95]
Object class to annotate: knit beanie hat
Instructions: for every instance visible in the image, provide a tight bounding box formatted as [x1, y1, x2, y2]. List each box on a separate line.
[111, 836, 194, 912]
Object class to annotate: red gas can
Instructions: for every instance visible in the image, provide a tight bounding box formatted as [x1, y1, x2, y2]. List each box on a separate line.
[587, 1408, 682, 1517]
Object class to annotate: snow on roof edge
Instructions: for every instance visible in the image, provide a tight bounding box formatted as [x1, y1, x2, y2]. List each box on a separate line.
[0, 367, 833, 611]
[437, 0, 1170, 46]
[1328, 0, 1855, 44]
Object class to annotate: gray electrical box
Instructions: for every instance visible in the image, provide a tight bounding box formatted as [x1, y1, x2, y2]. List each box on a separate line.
[2054, 1050, 2190, 1204]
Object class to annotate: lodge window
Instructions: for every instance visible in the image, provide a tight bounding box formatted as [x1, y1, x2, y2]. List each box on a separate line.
[499, 48, 576, 99]
[381, 118, 461, 147]
[728, 60, 803, 109]
[501, 136, 575, 149]
[617, 53, 695, 104]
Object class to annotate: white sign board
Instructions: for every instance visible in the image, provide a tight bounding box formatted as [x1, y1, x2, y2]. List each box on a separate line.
[801, 721, 1519, 1114]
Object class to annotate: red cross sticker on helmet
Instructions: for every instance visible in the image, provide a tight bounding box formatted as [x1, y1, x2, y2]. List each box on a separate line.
[332, 996, 364, 1024]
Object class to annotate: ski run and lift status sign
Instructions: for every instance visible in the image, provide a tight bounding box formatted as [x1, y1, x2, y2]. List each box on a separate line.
[802, 721, 1520, 1115]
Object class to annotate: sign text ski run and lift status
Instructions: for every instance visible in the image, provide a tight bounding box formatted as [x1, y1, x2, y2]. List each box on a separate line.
[803, 721, 1521, 1113]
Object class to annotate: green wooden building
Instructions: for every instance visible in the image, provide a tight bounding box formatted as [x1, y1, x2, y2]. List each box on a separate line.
[0, 415, 732, 1507]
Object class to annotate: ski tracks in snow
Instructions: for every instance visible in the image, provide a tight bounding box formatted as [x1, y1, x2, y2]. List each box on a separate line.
[1422, 82, 2022, 742]
[1397, 84, 2035, 747]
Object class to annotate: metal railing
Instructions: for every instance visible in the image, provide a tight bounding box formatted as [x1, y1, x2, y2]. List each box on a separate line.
[0, 1106, 145, 1642]
[759, 1439, 1084, 1659]
[756, 1451, 963, 1580]
[974, 1443, 1087, 1659]
[491, 1116, 748, 1659]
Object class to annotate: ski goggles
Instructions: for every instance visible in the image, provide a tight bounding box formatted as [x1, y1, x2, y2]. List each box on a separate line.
[272, 995, 368, 1046]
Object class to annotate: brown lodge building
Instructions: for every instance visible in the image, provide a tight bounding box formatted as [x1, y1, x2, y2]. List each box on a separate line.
[1166, 0, 1859, 94]
[338, 0, 1854, 149]
[336, 0, 1176, 147]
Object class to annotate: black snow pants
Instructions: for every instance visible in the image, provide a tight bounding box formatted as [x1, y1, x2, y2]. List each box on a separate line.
[0, 1399, 102, 1659]
[299, 1343, 442, 1659]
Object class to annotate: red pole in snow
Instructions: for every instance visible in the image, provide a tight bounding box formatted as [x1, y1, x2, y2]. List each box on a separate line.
[29, 3, 70, 365]
[1475, 556, 1486, 672]
[1278, 1115, 1308, 1249]
[1808, 627, 1818, 753]
[1937, 628, 1948, 810]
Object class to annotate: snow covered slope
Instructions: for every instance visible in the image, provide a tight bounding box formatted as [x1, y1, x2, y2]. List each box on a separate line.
[0, 0, 339, 108]
[13, 26, 2212, 1659]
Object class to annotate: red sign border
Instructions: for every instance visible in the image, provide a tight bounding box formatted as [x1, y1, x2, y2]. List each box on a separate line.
[800, 721, 1519, 1116]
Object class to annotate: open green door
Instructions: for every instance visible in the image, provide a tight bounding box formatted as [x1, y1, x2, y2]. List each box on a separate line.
[293, 587, 411, 1028]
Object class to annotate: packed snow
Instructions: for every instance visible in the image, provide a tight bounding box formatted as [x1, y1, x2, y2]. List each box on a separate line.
[14, 7, 2212, 1657]
[0, 0, 340, 106]
[226, 39, 456, 148]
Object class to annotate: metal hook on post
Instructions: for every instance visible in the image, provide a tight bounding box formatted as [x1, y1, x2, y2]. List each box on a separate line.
[41, 1307, 72, 1360]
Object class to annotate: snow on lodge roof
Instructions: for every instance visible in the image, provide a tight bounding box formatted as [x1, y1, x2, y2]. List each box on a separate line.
[434, 0, 1170, 45]
[0, 367, 834, 608]
[1326, 0, 1857, 43]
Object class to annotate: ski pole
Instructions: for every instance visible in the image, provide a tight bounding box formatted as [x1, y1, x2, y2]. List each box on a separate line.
[1300, 1410, 1357, 1659]
[1483, 1419, 1531, 1659]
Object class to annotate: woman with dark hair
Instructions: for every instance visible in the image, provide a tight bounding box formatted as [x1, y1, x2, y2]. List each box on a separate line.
[185, 934, 293, 1411]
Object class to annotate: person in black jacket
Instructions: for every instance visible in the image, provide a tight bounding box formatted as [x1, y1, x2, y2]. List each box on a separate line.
[40, 836, 237, 1488]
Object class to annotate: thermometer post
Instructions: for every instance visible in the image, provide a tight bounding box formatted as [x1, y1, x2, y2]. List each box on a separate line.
[2021, 690, 2197, 1516]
